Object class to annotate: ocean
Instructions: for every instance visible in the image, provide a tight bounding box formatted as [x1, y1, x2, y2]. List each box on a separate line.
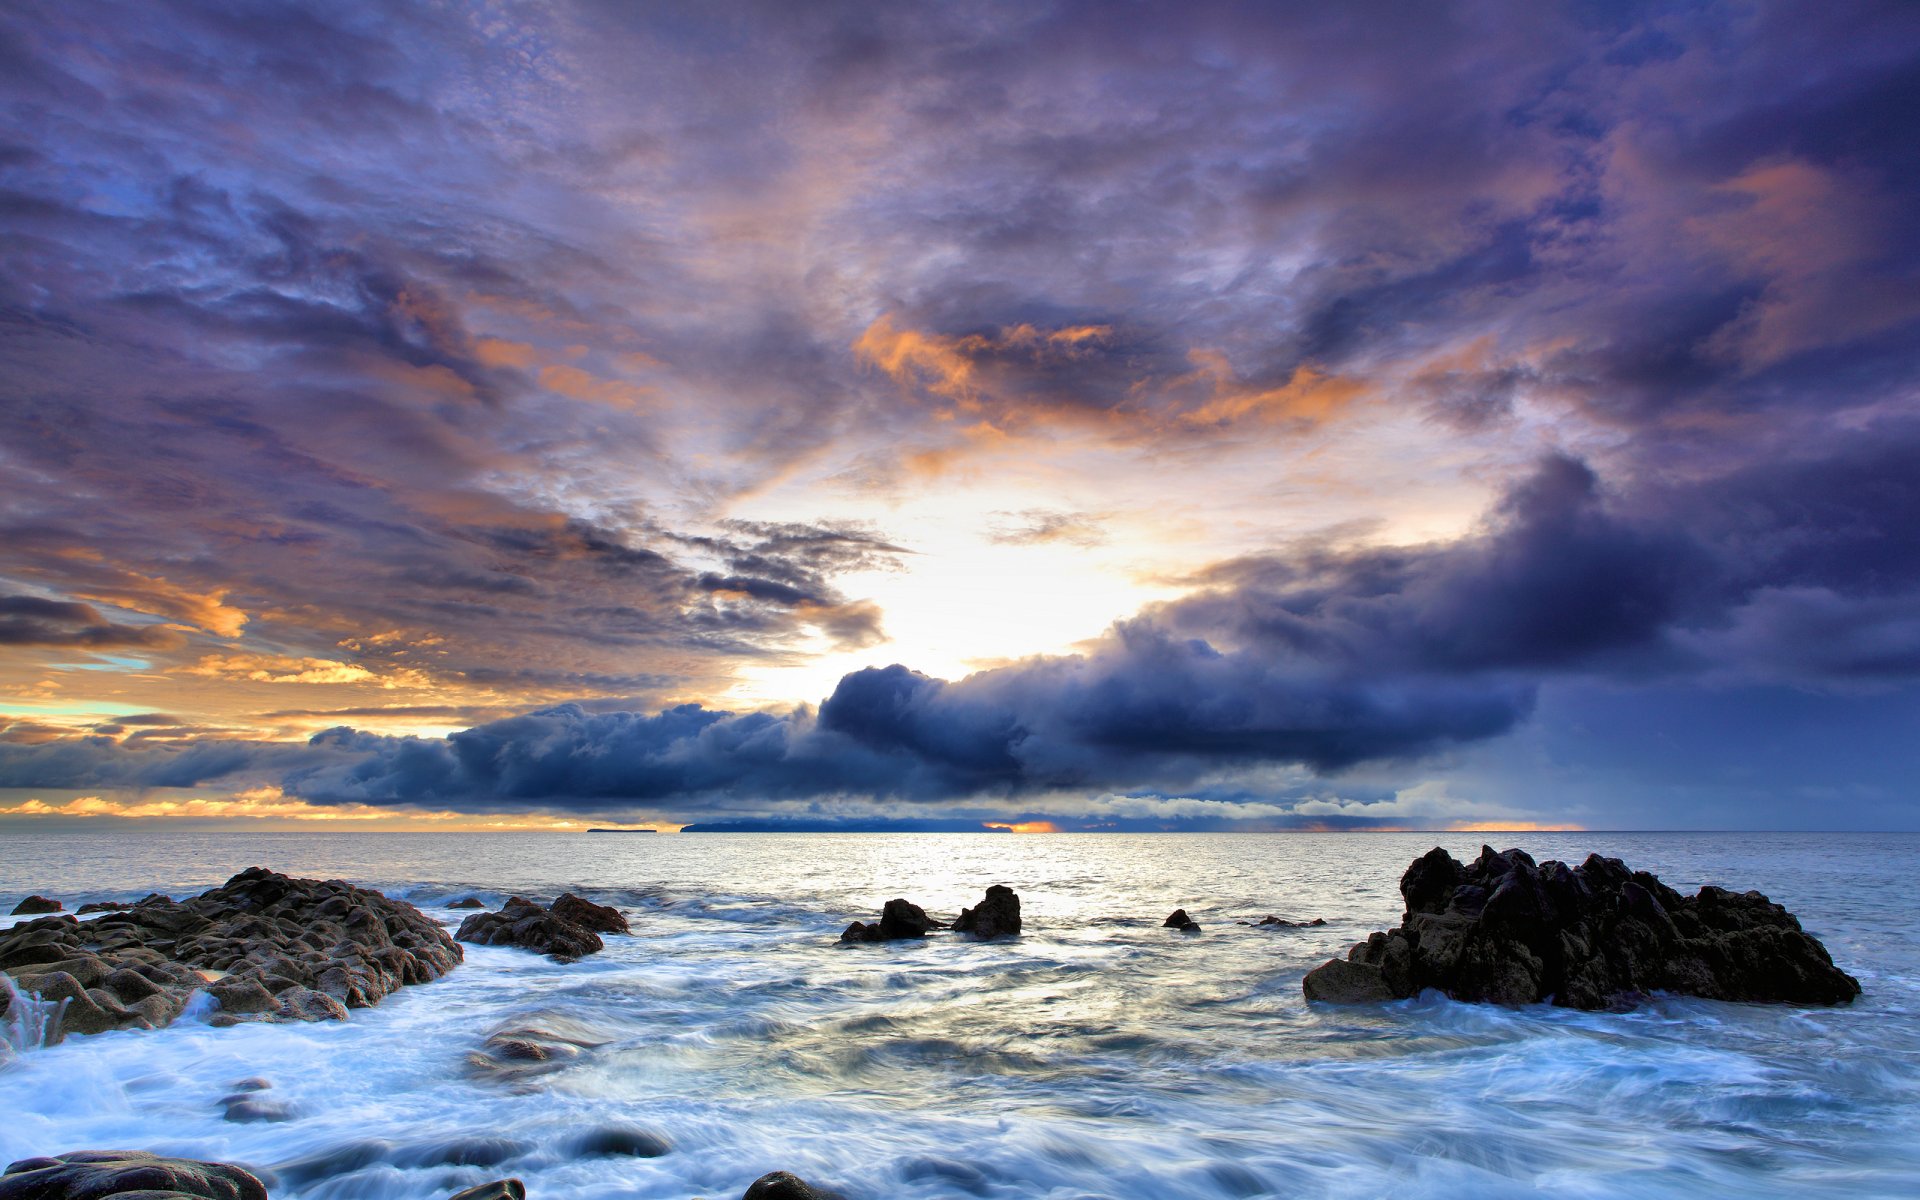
[2, 831, 1916, 1199]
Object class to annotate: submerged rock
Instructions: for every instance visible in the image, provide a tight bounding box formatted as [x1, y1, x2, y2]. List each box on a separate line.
[0, 1150, 268, 1200]
[1247, 915, 1326, 928]
[566, 1124, 672, 1159]
[1163, 909, 1201, 932]
[448, 897, 487, 910]
[448, 1183, 525, 1200]
[1302, 845, 1862, 1010]
[0, 868, 461, 1041]
[953, 885, 1022, 939]
[455, 897, 604, 959]
[742, 1171, 845, 1200]
[8, 896, 60, 916]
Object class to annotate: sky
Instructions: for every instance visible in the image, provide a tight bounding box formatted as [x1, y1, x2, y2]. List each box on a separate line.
[1, 0, 1917, 832]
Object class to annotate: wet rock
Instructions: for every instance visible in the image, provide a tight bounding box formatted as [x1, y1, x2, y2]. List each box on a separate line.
[465, 1022, 597, 1081]
[273, 1141, 395, 1187]
[1248, 915, 1326, 928]
[953, 884, 1022, 939]
[838, 897, 943, 942]
[448, 898, 487, 910]
[0, 1150, 269, 1199]
[1163, 909, 1201, 932]
[742, 1171, 845, 1200]
[550, 892, 630, 935]
[76, 901, 132, 915]
[221, 1093, 296, 1123]
[456, 898, 604, 959]
[9, 896, 61, 916]
[566, 1124, 672, 1159]
[448, 1182, 524, 1200]
[0, 868, 461, 1041]
[395, 1138, 530, 1169]
[1302, 845, 1863, 1010]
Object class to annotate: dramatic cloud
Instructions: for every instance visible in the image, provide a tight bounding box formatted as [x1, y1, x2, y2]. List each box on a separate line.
[1, 1, 1917, 826]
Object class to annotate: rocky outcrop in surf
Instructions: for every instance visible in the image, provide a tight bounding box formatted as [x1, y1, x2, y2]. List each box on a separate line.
[953, 885, 1022, 939]
[1302, 845, 1862, 1009]
[1163, 909, 1201, 932]
[742, 1172, 845, 1200]
[8, 896, 60, 916]
[454, 894, 626, 958]
[840, 897, 943, 942]
[0, 867, 461, 1039]
[0, 1151, 269, 1199]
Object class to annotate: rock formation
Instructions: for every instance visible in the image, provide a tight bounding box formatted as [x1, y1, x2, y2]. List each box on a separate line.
[8, 896, 60, 916]
[0, 1151, 268, 1200]
[454, 896, 616, 958]
[1303, 845, 1862, 1009]
[840, 897, 942, 942]
[952, 885, 1021, 939]
[448, 1183, 524, 1200]
[0, 867, 460, 1039]
[1163, 909, 1201, 932]
[1246, 915, 1325, 928]
[548, 893, 630, 935]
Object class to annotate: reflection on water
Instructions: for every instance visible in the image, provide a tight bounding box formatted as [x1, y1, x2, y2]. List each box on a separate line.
[1, 832, 1917, 1198]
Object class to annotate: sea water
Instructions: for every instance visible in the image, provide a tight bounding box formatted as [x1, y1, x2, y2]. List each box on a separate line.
[1, 831, 1915, 1199]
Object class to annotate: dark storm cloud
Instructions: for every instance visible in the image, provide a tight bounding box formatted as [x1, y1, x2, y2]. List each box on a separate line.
[0, 596, 184, 649]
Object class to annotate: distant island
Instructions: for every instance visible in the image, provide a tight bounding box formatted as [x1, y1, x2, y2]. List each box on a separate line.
[585, 828, 655, 833]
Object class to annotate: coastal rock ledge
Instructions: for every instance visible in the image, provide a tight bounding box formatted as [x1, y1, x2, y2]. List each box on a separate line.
[1303, 846, 1861, 1010]
[0, 868, 461, 1038]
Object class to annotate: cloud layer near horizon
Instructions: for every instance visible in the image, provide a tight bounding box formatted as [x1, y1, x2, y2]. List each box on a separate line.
[2, 1, 1919, 827]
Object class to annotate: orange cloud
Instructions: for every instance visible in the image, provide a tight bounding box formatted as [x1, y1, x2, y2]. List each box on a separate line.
[75, 571, 247, 638]
[184, 652, 405, 686]
[1178, 352, 1365, 428]
[538, 364, 653, 410]
[983, 820, 1059, 833]
[474, 337, 538, 368]
[0, 789, 589, 830]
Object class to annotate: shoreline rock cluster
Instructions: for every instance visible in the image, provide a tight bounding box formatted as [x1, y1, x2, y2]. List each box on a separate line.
[840, 885, 1022, 942]
[454, 893, 630, 959]
[0, 1153, 838, 1200]
[1303, 845, 1862, 1009]
[0, 868, 461, 1039]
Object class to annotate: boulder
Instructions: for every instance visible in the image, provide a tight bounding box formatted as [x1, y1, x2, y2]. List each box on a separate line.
[953, 885, 1021, 939]
[1163, 909, 1201, 932]
[9, 897, 61, 916]
[1302, 845, 1862, 1010]
[565, 1124, 671, 1159]
[448, 1183, 524, 1200]
[549, 893, 630, 935]
[455, 898, 604, 959]
[0, 868, 461, 1041]
[742, 1171, 845, 1200]
[75, 902, 132, 915]
[448, 897, 487, 910]
[1249, 915, 1326, 928]
[0, 1150, 268, 1199]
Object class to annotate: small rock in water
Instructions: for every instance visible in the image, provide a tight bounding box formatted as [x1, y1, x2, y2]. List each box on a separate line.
[1302, 845, 1863, 1009]
[567, 1124, 673, 1159]
[448, 1182, 525, 1200]
[456, 897, 604, 959]
[8, 896, 61, 916]
[1163, 908, 1201, 932]
[953, 884, 1022, 939]
[742, 1170, 846, 1200]
[0, 1150, 269, 1200]
[549, 892, 630, 935]
[838, 897, 943, 942]
[221, 1091, 296, 1123]
[75, 901, 132, 915]
[1246, 915, 1326, 928]
[448, 897, 487, 910]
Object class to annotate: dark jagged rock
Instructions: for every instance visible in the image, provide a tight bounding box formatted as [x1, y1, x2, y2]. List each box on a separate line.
[0, 1151, 268, 1200]
[455, 898, 604, 959]
[9, 897, 60, 916]
[448, 898, 487, 910]
[838, 897, 943, 942]
[75, 901, 132, 915]
[1163, 909, 1201, 932]
[0, 868, 461, 1042]
[953, 884, 1021, 939]
[1247, 915, 1326, 928]
[742, 1171, 845, 1200]
[448, 1182, 525, 1200]
[549, 892, 630, 935]
[1302, 845, 1862, 1010]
